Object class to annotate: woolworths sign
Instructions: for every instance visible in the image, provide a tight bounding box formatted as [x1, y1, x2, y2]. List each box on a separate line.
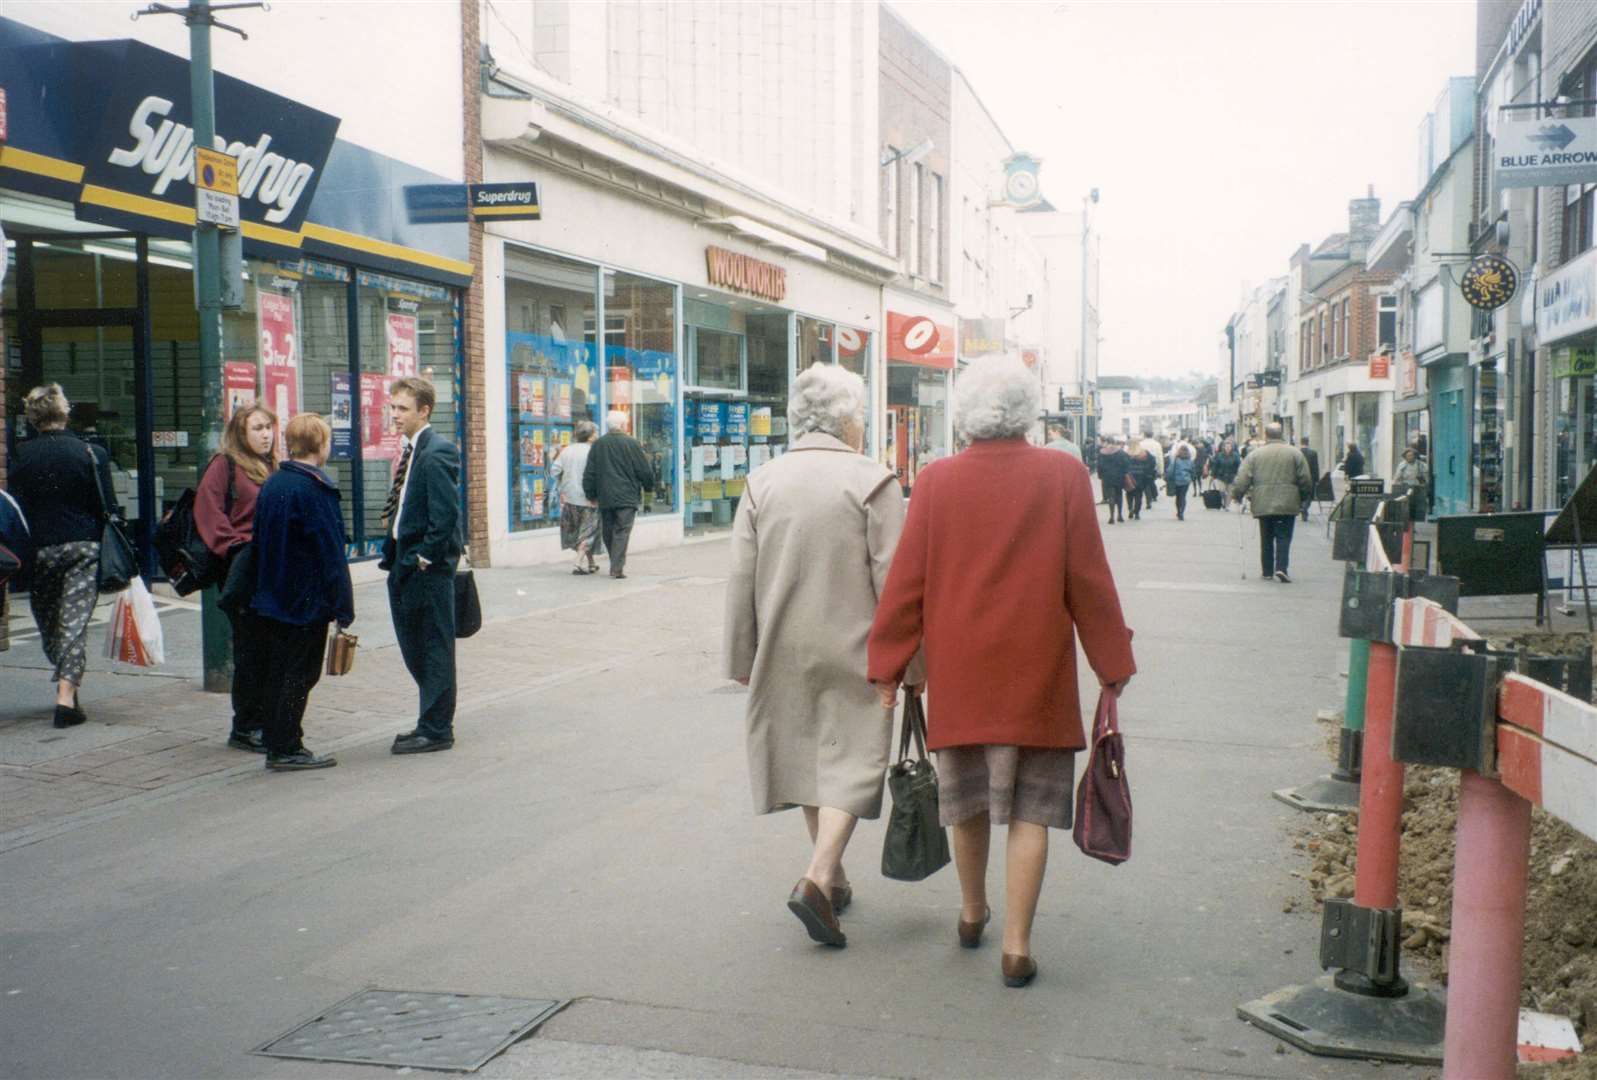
[1495, 116, 1597, 188]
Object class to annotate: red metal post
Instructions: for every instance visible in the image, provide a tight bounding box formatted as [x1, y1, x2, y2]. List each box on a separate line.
[1353, 640, 1403, 910]
[1442, 771, 1532, 1078]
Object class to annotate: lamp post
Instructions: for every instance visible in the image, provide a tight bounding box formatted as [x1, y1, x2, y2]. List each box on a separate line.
[1080, 188, 1099, 443]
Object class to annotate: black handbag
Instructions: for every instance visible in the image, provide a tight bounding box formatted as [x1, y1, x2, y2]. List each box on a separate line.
[454, 565, 482, 638]
[88, 446, 137, 594]
[881, 693, 951, 882]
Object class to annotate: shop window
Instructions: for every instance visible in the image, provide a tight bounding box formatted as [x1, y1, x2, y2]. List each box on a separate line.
[1378, 295, 1398, 350]
[886, 363, 949, 495]
[504, 247, 599, 534]
[1342, 298, 1352, 357]
[796, 316, 834, 369]
[602, 269, 678, 516]
[691, 327, 742, 390]
[1564, 183, 1595, 261]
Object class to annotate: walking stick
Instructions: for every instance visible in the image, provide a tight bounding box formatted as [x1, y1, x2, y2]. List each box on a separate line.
[1240, 499, 1249, 580]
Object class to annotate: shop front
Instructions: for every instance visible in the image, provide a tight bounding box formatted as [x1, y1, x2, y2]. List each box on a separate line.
[1, 22, 472, 571]
[883, 302, 955, 496]
[1538, 246, 1597, 508]
[481, 142, 887, 564]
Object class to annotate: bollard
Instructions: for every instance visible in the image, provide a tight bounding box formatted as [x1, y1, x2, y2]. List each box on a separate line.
[1441, 771, 1532, 1079]
[1352, 641, 1401, 912]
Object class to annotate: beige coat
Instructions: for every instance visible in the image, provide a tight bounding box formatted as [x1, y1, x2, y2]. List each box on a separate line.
[724, 432, 915, 818]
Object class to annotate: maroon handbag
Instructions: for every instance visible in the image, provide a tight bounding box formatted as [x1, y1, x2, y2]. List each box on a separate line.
[1073, 690, 1132, 865]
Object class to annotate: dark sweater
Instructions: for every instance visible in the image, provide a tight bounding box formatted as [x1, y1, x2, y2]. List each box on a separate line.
[250, 462, 354, 628]
[8, 430, 118, 548]
[582, 431, 655, 510]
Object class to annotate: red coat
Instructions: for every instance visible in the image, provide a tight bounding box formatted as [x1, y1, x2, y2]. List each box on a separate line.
[194, 455, 264, 557]
[867, 438, 1136, 751]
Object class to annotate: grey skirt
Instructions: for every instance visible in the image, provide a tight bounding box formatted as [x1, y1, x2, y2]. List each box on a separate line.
[935, 745, 1077, 829]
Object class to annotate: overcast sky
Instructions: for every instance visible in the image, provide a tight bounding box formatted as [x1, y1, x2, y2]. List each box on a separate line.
[893, 0, 1477, 383]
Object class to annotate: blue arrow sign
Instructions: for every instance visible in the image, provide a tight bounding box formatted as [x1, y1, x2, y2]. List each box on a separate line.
[1529, 124, 1578, 151]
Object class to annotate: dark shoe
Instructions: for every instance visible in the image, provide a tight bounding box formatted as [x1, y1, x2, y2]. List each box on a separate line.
[829, 883, 853, 916]
[392, 728, 422, 744]
[787, 878, 846, 947]
[227, 729, 267, 753]
[572, 566, 588, 576]
[392, 733, 455, 755]
[611, 571, 627, 579]
[1275, 570, 1292, 584]
[52, 704, 87, 729]
[1002, 953, 1038, 987]
[265, 748, 337, 770]
[958, 906, 992, 949]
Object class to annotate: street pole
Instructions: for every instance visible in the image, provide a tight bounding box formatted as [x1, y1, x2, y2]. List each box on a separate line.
[187, 1, 231, 693]
[1079, 195, 1089, 445]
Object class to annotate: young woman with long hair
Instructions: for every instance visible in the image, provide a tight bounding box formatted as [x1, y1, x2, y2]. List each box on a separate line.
[195, 403, 279, 751]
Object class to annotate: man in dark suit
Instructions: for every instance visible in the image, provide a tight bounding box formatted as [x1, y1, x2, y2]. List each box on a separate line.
[582, 410, 655, 579]
[380, 376, 463, 754]
[1298, 437, 1321, 521]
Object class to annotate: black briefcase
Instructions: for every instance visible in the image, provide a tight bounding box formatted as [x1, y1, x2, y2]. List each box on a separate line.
[454, 567, 482, 638]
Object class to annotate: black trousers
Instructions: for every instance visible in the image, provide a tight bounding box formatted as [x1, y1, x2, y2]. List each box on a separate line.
[226, 606, 270, 735]
[388, 565, 457, 738]
[259, 616, 328, 755]
[1171, 483, 1189, 518]
[1258, 515, 1296, 576]
[1101, 483, 1124, 521]
[601, 506, 638, 575]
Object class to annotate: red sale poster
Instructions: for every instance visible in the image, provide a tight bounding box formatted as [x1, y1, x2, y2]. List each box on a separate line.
[360, 372, 400, 460]
[257, 292, 297, 369]
[223, 361, 258, 421]
[262, 363, 299, 456]
[386, 312, 418, 377]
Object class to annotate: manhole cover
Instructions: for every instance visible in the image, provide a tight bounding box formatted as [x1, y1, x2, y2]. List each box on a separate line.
[254, 988, 566, 1072]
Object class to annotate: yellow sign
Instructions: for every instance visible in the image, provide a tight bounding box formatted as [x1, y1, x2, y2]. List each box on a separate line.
[194, 147, 239, 195]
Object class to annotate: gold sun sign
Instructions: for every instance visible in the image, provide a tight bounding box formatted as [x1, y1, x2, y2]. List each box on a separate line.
[1459, 255, 1519, 311]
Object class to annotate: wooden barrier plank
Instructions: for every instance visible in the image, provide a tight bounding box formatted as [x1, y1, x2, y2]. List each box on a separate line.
[1497, 674, 1597, 844]
[1498, 674, 1597, 762]
[1393, 596, 1481, 648]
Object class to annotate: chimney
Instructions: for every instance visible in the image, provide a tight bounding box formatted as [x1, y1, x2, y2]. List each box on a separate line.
[1349, 184, 1381, 252]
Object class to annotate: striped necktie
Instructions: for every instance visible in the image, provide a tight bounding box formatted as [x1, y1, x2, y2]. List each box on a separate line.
[382, 441, 414, 529]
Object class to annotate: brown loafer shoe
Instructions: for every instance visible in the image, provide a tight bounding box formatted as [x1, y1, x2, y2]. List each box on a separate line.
[787, 878, 846, 947]
[1002, 953, 1038, 988]
[957, 906, 992, 949]
[830, 883, 852, 916]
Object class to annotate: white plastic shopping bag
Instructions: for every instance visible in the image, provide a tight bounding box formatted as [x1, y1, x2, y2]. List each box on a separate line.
[103, 578, 165, 666]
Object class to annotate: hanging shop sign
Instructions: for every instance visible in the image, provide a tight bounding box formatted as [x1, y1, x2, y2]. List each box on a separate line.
[471, 182, 540, 220]
[704, 246, 787, 302]
[1459, 254, 1520, 310]
[1368, 352, 1392, 379]
[1536, 248, 1597, 345]
[1400, 350, 1419, 396]
[886, 311, 956, 370]
[960, 317, 1005, 357]
[1021, 348, 1041, 371]
[1494, 115, 1597, 189]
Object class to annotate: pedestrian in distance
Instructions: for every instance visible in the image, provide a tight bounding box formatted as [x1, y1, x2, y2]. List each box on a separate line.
[1207, 438, 1241, 512]
[1392, 445, 1430, 521]
[1138, 428, 1164, 505]
[551, 420, 602, 575]
[724, 363, 919, 950]
[1297, 437, 1321, 522]
[1340, 442, 1365, 483]
[1193, 437, 1212, 482]
[1043, 422, 1081, 461]
[1096, 437, 1130, 524]
[194, 403, 278, 753]
[867, 359, 1136, 989]
[8, 383, 119, 729]
[1167, 443, 1196, 521]
[1126, 442, 1156, 520]
[249, 414, 354, 771]
[1230, 422, 1313, 584]
[380, 376, 464, 755]
[582, 410, 655, 580]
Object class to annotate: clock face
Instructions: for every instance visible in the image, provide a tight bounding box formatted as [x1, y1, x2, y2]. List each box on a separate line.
[1460, 255, 1519, 311]
[1006, 168, 1038, 203]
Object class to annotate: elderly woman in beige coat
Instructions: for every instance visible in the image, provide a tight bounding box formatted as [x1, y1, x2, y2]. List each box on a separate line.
[724, 363, 918, 950]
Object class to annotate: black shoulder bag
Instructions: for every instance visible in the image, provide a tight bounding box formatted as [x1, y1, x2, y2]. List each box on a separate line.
[881, 693, 951, 882]
[88, 446, 138, 594]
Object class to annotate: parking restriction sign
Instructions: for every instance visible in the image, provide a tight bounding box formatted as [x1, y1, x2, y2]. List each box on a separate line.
[194, 147, 240, 228]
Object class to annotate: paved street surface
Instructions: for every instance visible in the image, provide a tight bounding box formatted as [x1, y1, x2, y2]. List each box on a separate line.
[1, 502, 1439, 1079]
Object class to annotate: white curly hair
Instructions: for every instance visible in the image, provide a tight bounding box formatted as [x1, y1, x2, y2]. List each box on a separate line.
[787, 362, 866, 440]
[953, 359, 1041, 441]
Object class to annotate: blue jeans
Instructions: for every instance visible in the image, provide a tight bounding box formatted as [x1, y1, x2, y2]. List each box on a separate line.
[1258, 515, 1296, 576]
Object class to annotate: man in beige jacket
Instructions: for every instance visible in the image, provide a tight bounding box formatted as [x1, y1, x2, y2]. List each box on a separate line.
[1230, 422, 1313, 583]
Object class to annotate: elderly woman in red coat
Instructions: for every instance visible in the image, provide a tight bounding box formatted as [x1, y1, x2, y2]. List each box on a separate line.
[867, 358, 1136, 988]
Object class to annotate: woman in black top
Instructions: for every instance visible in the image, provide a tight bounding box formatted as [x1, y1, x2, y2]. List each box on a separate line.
[9, 384, 120, 728]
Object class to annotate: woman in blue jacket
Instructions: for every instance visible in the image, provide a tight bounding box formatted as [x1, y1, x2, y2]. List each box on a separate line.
[249, 413, 354, 771]
[1167, 444, 1196, 520]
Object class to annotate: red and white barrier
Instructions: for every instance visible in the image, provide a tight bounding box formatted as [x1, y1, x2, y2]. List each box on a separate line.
[1495, 674, 1597, 845]
[1392, 596, 1481, 649]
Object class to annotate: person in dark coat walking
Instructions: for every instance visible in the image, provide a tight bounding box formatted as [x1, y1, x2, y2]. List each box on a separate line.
[1207, 439, 1241, 511]
[1340, 443, 1365, 483]
[9, 384, 119, 728]
[249, 414, 354, 770]
[1126, 443, 1157, 520]
[1297, 438, 1321, 521]
[582, 410, 655, 579]
[1095, 437, 1130, 524]
[380, 376, 464, 755]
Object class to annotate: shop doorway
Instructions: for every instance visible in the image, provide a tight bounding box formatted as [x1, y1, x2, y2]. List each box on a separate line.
[1433, 387, 1470, 515]
[5, 232, 163, 574]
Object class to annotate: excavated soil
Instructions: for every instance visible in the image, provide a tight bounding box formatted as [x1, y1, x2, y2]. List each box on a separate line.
[1291, 704, 1597, 1077]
